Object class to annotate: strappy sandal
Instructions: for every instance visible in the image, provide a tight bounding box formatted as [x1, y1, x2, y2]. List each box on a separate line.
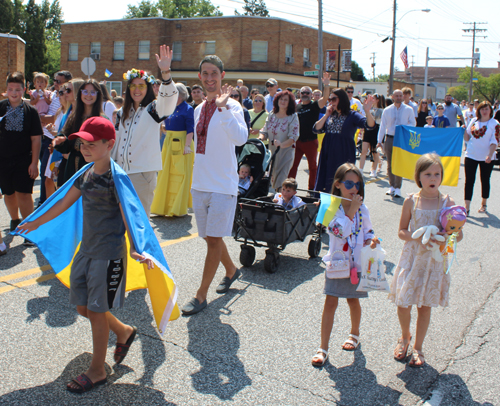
[394, 336, 411, 361]
[67, 373, 107, 393]
[478, 205, 487, 213]
[409, 349, 425, 368]
[311, 348, 328, 367]
[342, 334, 360, 351]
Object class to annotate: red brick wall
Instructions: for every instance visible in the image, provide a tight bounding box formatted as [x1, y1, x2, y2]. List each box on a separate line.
[61, 16, 352, 88]
[0, 35, 25, 84]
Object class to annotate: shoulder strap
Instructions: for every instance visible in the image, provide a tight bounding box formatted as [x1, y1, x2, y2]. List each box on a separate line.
[250, 110, 265, 128]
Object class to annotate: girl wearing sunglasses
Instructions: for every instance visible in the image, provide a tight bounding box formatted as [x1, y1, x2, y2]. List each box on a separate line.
[52, 79, 102, 184]
[312, 163, 378, 366]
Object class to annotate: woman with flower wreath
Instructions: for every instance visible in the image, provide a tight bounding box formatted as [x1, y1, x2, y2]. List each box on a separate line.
[111, 45, 178, 217]
[464, 100, 500, 215]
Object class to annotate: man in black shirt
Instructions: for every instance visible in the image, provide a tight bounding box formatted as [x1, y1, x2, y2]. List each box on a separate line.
[0, 72, 43, 242]
[289, 74, 330, 190]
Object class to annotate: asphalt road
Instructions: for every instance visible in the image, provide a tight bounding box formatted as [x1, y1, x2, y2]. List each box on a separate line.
[0, 155, 498, 406]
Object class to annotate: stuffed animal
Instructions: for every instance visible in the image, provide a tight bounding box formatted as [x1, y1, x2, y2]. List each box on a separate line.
[411, 225, 445, 262]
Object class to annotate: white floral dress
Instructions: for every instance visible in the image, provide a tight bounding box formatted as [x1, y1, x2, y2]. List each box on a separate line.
[388, 193, 451, 308]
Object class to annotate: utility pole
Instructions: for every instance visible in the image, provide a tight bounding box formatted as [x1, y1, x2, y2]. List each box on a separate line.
[463, 22, 487, 101]
[388, 0, 397, 94]
[411, 55, 415, 83]
[370, 52, 376, 80]
[318, 0, 323, 91]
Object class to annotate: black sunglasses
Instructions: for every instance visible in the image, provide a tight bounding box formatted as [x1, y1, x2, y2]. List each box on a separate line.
[346, 90, 354, 94]
[266, 83, 275, 87]
[301, 91, 311, 95]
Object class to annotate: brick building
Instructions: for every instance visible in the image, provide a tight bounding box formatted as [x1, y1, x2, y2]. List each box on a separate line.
[0, 33, 26, 91]
[60, 16, 352, 95]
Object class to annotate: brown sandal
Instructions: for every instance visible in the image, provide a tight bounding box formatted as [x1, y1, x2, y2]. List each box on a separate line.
[394, 336, 411, 361]
[409, 349, 425, 368]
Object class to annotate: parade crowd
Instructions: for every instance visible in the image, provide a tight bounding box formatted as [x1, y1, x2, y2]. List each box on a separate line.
[1, 44, 499, 393]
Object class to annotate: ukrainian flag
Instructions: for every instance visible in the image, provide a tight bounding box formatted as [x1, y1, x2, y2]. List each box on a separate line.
[317, 192, 342, 226]
[12, 160, 180, 335]
[392, 125, 464, 187]
[105, 69, 112, 78]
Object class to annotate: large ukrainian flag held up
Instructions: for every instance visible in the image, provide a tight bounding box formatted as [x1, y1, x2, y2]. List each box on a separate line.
[392, 125, 464, 186]
[13, 160, 180, 335]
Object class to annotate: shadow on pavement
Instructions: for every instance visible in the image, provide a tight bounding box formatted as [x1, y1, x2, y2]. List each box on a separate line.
[323, 347, 403, 405]
[113, 289, 167, 387]
[466, 211, 500, 230]
[397, 363, 493, 405]
[0, 353, 175, 406]
[150, 215, 194, 242]
[186, 292, 252, 400]
[238, 253, 324, 294]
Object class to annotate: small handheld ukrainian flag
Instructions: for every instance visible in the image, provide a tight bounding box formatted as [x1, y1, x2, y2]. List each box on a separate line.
[105, 69, 113, 78]
[317, 193, 343, 227]
[392, 125, 464, 186]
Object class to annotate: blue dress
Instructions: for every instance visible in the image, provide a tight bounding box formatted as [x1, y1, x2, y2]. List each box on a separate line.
[314, 111, 372, 193]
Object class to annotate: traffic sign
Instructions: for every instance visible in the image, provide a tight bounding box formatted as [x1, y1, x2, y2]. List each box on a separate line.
[304, 71, 319, 77]
[81, 57, 96, 78]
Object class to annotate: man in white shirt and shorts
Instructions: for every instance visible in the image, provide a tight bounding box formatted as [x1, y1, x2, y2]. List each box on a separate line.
[182, 55, 248, 315]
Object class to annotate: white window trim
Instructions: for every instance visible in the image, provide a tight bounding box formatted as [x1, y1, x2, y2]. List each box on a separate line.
[68, 43, 78, 61]
[205, 40, 216, 55]
[114, 41, 125, 61]
[251, 40, 268, 62]
[138, 40, 150, 60]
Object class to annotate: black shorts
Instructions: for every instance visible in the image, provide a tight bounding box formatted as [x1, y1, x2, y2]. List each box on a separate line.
[0, 155, 35, 195]
[362, 124, 379, 151]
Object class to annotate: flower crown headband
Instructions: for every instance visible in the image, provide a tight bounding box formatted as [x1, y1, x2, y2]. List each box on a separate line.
[123, 69, 155, 84]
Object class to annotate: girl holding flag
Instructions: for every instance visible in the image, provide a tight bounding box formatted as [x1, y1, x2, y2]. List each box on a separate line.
[312, 163, 378, 367]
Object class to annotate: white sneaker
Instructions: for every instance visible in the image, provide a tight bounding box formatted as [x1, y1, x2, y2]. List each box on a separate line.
[393, 188, 402, 198]
[369, 170, 377, 178]
[386, 187, 395, 196]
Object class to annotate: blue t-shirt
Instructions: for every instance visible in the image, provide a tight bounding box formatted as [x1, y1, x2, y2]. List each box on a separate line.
[432, 116, 450, 128]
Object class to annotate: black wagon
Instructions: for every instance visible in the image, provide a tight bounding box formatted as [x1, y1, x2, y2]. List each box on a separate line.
[234, 194, 322, 273]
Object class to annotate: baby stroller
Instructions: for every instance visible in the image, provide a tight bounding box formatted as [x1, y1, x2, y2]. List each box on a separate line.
[237, 138, 272, 199]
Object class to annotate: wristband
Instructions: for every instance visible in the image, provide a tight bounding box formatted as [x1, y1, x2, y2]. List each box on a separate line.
[161, 69, 171, 75]
[161, 77, 172, 85]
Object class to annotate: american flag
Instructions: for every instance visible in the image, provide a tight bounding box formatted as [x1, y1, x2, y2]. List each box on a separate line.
[400, 46, 409, 70]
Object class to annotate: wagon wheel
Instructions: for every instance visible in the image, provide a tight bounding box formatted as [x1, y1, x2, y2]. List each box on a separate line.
[264, 252, 280, 273]
[308, 236, 322, 258]
[240, 245, 256, 268]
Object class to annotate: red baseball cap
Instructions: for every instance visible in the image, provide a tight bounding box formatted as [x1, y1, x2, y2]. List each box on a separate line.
[68, 116, 116, 141]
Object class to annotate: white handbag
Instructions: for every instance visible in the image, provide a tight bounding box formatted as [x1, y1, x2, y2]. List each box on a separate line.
[325, 250, 350, 279]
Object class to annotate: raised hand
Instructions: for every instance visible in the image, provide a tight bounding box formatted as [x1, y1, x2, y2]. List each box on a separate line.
[216, 83, 232, 108]
[322, 72, 331, 87]
[155, 45, 173, 72]
[363, 94, 375, 111]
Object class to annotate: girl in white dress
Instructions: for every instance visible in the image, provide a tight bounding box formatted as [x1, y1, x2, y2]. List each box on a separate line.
[389, 153, 463, 367]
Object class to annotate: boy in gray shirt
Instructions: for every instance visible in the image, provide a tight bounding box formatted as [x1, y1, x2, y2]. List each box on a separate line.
[18, 117, 152, 393]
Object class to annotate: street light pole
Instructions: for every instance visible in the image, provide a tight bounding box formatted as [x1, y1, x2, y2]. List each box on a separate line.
[388, 0, 397, 95]
[318, 0, 323, 92]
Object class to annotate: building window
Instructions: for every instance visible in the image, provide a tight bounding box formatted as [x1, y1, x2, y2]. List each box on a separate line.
[286, 44, 293, 58]
[251, 40, 268, 62]
[205, 40, 215, 55]
[105, 81, 123, 97]
[114, 41, 125, 60]
[303, 48, 310, 61]
[91, 42, 101, 54]
[173, 41, 182, 61]
[138, 40, 150, 60]
[68, 43, 78, 61]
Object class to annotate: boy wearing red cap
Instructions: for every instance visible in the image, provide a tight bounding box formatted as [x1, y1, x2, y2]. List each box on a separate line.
[18, 117, 152, 393]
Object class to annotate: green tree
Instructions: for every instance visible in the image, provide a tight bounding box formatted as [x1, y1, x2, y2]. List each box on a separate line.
[0, 0, 14, 32]
[374, 73, 389, 82]
[235, 0, 270, 17]
[458, 67, 500, 103]
[125, 0, 160, 18]
[24, 0, 47, 82]
[351, 60, 366, 81]
[448, 86, 469, 102]
[125, 0, 222, 18]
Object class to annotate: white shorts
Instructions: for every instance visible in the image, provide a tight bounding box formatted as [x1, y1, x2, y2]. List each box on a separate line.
[191, 189, 237, 238]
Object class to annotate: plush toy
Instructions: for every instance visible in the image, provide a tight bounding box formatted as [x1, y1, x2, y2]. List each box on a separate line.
[411, 225, 445, 262]
[438, 205, 467, 257]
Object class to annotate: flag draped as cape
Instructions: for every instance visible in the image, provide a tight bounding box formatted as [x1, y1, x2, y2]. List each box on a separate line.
[13, 160, 180, 335]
